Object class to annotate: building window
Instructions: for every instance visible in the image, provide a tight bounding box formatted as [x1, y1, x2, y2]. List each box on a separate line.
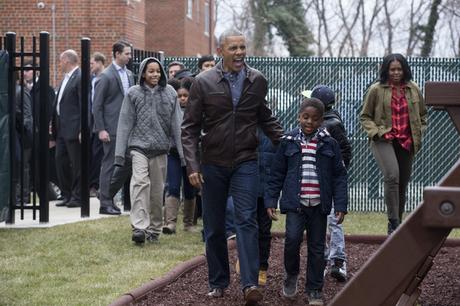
[204, 2, 210, 36]
[187, 0, 193, 19]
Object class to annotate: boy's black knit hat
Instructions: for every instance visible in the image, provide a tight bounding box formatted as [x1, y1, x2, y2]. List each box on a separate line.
[197, 55, 215, 69]
[311, 85, 335, 108]
[174, 68, 193, 80]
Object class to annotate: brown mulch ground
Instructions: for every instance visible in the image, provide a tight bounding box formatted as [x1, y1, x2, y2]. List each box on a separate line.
[136, 237, 460, 306]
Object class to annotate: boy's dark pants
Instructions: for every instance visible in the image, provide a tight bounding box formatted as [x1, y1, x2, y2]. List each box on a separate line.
[284, 205, 327, 292]
[257, 197, 272, 270]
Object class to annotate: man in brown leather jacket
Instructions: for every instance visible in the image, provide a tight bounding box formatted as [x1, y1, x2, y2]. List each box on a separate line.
[181, 29, 284, 304]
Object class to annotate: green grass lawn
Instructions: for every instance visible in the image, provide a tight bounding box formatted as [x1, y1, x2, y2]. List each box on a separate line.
[1, 212, 458, 305]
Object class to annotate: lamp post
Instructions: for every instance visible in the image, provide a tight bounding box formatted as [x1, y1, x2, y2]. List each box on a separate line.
[51, 3, 56, 87]
[37, 1, 57, 87]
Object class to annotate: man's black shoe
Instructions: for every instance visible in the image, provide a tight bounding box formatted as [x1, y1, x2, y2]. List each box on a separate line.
[99, 206, 121, 215]
[55, 199, 70, 207]
[112, 205, 121, 212]
[132, 230, 145, 244]
[66, 201, 82, 208]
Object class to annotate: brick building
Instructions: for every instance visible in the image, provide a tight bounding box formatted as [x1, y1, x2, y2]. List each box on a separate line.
[0, 0, 216, 87]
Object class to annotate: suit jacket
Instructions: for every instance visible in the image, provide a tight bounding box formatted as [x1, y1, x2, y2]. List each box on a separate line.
[92, 63, 134, 136]
[88, 74, 100, 132]
[52, 68, 81, 140]
[30, 81, 56, 130]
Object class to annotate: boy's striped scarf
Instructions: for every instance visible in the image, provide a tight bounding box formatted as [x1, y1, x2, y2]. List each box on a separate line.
[300, 134, 320, 202]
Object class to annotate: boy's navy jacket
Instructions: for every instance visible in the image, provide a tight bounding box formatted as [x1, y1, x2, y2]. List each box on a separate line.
[265, 127, 348, 215]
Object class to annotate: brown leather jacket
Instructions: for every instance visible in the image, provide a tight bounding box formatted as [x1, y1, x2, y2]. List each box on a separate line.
[181, 62, 284, 175]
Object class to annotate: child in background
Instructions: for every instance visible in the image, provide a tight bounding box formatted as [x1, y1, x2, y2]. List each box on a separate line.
[256, 128, 277, 285]
[234, 128, 277, 286]
[163, 77, 198, 234]
[115, 57, 184, 244]
[265, 98, 348, 305]
[308, 85, 351, 282]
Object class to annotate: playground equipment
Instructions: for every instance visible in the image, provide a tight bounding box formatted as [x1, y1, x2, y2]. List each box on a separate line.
[330, 82, 460, 306]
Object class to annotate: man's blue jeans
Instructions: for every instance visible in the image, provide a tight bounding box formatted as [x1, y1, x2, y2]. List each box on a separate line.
[225, 196, 236, 237]
[284, 205, 327, 292]
[201, 161, 259, 290]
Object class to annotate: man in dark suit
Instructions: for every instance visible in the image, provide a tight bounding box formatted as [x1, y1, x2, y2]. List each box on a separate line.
[88, 52, 106, 197]
[53, 49, 82, 207]
[93, 41, 133, 215]
[26, 62, 61, 201]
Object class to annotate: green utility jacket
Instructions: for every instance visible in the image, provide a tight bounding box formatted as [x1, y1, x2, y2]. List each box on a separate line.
[360, 81, 427, 154]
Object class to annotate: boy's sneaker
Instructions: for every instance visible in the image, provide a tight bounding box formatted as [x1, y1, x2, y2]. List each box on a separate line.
[323, 260, 329, 277]
[146, 233, 159, 243]
[132, 229, 145, 244]
[282, 274, 298, 299]
[207, 288, 224, 298]
[226, 231, 236, 240]
[330, 259, 347, 282]
[258, 270, 267, 286]
[307, 290, 324, 305]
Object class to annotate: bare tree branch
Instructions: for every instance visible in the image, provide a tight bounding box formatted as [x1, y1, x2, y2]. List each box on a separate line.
[337, 0, 362, 57]
[360, 0, 383, 56]
[314, 0, 333, 56]
[383, 0, 393, 54]
[406, 0, 428, 56]
[420, 0, 442, 57]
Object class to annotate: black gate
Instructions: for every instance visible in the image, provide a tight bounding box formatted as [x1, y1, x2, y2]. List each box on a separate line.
[3, 32, 51, 223]
[2, 33, 92, 224]
[1, 35, 167, 224]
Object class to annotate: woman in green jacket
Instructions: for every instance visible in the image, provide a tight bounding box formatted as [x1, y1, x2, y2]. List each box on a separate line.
[360, 53, 427, 235]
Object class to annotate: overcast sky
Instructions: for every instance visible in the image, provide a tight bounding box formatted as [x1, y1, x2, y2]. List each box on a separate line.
[214, 0, 459, 57]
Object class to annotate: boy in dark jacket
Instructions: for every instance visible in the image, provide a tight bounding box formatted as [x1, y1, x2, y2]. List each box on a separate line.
[265, 98, 348, 305]
[310, 85, 351, 282]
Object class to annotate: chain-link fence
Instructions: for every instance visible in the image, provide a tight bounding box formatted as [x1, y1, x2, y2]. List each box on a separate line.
[166, 56, 460, 212]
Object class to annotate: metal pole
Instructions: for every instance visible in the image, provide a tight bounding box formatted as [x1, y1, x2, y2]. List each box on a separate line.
[80, 37, 90, 218]
[5, 32, 16, 224]
[31, 36, 37, 218]
[158, 51, 165, 66]
[38, 31, 50, 223]
[19, 37, 25, 219]
[51, 3, 56, 88]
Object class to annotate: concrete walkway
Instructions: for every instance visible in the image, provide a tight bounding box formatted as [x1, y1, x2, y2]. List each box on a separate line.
[0, 197, 128, 229]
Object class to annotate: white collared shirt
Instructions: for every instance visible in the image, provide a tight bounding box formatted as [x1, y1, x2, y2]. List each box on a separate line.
[57, 66, 78, 115]
[113, 62, 129, 95]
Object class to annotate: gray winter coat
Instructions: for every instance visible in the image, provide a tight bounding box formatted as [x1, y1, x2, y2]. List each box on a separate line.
[114, 57, 184, 166]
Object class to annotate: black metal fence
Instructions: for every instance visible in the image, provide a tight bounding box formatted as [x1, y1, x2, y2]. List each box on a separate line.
[3, 32, 51, 223]
[1, 32, 93, 224]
